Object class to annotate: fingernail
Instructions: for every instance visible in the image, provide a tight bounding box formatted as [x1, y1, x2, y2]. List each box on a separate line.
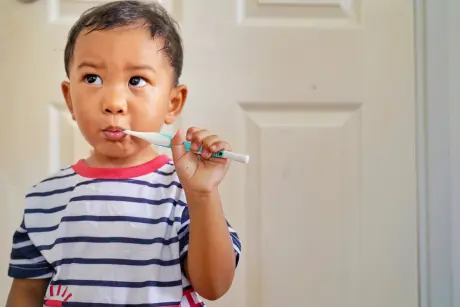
[186, 134, 191, 140]
[210, 145, 216, 152]
[191, 142, 198, 150]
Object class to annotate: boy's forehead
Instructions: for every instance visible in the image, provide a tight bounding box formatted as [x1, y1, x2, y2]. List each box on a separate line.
[71, 25, 168, 68]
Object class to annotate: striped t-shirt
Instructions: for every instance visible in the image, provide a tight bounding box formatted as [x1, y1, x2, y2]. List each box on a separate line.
[8, 155, 241, 306]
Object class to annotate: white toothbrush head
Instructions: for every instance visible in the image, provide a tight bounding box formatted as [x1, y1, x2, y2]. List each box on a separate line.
[123, 130, 172, 147]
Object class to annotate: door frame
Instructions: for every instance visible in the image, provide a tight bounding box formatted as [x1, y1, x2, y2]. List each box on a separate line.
[415, 0, 459, 306]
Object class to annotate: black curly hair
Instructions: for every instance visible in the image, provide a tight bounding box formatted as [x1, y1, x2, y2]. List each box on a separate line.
[64, 0, 183, 84]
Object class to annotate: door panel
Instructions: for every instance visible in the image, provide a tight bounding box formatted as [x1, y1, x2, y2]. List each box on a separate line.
[0, 1, 418, 306]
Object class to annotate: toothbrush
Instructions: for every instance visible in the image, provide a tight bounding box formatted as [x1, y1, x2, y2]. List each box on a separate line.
[123, 130, 250, 164]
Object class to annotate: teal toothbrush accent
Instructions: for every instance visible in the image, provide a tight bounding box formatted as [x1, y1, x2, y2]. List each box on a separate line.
[158, 133, 225, 158]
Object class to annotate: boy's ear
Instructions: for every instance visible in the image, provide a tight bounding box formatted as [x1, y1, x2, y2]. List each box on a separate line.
[61, 81, 76, 121]
[165, 84, 187, 125]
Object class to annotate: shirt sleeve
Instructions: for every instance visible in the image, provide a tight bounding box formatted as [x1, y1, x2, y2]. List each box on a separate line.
[178, 206, 242, 268]
[8, 216, 54, 279]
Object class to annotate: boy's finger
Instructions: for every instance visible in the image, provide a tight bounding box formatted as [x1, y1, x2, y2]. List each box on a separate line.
[170, 128, 187, 161]
[202, 135, 220, 150]
[189, 129, 212, 151]
[210, 140, 231, 152]
[186, 127, 200, 141]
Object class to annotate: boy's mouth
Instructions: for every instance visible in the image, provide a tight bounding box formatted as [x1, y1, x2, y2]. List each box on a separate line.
[102, 125, 126, 141]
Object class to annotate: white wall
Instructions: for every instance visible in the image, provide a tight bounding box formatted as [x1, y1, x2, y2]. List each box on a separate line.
[0, 2, 7, 107]
[0, 0, 9, 186]
[0, 0, 10, 143]
[0, 0, 14, 291]
[417, 0, 460, 306]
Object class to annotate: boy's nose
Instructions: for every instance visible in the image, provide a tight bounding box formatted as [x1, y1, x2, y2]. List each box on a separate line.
[102, 92, 127, 115]
[104, 103, 127, 114]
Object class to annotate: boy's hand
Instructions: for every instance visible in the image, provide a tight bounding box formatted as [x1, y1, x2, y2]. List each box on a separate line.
[170, 127, 231, 194]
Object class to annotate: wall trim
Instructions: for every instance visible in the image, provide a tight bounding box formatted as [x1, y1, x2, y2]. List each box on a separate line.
[415, 0, 459, 306]
[447, 0, 460, 305]
[413, 0, 429, 305]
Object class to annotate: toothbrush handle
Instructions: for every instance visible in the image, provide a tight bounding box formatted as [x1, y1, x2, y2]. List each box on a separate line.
[182, 141, 198, 153]
[183, 141, 221, 156]
[182, 141, 249, 164]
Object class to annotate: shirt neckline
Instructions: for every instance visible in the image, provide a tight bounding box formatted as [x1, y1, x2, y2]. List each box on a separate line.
[72, 154, 171, 179]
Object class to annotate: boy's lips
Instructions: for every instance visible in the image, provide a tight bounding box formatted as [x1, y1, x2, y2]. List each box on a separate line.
[102, 126, 126, 141]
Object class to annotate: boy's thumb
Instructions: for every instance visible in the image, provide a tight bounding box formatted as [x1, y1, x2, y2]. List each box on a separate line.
[170, 128, 187, 161]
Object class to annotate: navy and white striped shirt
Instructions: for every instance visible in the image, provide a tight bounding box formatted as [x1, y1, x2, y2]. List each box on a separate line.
[8, 155, 241, 306]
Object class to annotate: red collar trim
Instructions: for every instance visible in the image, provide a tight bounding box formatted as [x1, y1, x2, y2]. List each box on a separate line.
[72, 155, 171, 179]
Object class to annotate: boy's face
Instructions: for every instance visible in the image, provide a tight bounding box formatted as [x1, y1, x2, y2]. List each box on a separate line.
[61, 24, 186, 160]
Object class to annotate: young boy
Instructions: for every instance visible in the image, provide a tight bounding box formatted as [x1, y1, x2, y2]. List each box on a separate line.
[6, 1, 241, 306]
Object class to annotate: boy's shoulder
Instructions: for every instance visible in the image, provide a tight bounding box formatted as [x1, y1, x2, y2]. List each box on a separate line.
[151, 158, 177, 176]
[24, 165, 79, 209]
[28, 165, 78, 193]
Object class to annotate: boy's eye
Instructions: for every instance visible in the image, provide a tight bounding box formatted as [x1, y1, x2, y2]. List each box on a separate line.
[129, 77, 147, 87]
[84, 74, 102, 85]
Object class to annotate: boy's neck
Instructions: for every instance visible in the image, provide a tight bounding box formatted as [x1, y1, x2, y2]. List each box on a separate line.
[84, 146, 159, 169]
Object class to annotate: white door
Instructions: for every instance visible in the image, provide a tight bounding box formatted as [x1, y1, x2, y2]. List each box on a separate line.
[0, 1, 418, 306]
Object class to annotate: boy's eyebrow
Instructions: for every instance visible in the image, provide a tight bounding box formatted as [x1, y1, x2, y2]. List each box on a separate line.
[77, 61, 103, 70]
[125, 64, 156, 74]
[75, 62, 156, 74]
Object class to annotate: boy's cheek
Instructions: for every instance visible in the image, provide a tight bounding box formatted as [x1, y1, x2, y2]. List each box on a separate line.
[130, 98, 169, 121]
[129, 113, 165, 132]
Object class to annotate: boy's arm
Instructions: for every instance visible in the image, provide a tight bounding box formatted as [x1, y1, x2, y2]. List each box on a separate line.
[179, 190, 241, 301]
[6, 216, 54, 306]
[6, 278, 50, 307]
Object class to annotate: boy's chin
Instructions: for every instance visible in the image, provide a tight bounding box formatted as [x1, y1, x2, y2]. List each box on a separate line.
[91, 143, 156, 161]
